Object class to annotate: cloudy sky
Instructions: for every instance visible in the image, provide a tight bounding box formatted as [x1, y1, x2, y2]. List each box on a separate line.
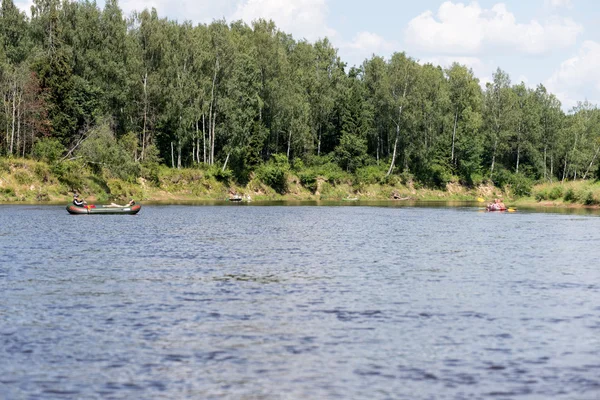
[15, 0, 600, 110]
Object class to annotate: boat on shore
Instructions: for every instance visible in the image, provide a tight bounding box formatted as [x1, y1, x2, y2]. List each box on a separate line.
[66, 204, 142, 215]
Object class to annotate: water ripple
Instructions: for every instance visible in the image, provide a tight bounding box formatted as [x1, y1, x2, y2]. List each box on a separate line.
[1, 205, 599, 399]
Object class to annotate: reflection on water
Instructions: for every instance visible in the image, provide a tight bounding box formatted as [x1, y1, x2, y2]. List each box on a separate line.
[1, 204, 599, 399]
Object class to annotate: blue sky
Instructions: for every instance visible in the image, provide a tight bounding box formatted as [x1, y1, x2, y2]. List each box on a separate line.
[16, 0, 600, 110]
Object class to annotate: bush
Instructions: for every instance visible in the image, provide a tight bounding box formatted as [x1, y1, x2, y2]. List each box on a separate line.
[564, 188, 578, 202]
[355, 165, 386, 185]
[298, 170, 318, 193]
[535, 189, 548, 202]
[428, 163, 454, 189]
[76, 123, 139, 182]
[51, 160, 84, 191]
[493, 169, 534, 197]
[0, 158, 9, 173]
[205, 165, 233, 183]
[548, 185, 564, 200]
[256, 154, 289, 194]
[33, 138, 65, 163]
[584, 191, 598, 206]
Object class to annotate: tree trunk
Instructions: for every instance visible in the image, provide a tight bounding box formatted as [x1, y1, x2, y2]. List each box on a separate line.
[10, 83, 16, 155]
[376, 133, 380, 164]
[211, 111, 216, 165]
[386, 123, 400, 177]
[195, 120, 200, 164]
[171, 142, 175, 169]
[209, 58, 219, 165]
[317, 124, 321, 157]
[583, 146, 600, 180]
[222, 152, 230, 172]
[208, 110, 212, 165]
[490, 137, 498, 178]
[192, 137, 196, 164]
[202, 113, 206, 164]
[543, 144, 547, 181]
[516, 143, 520, 174]
[142, 72, 148, 162]
[177, 140, 181, 169]
[386, 78, 409, 177]
[451, 111, 458, 165]
[515, 125, 521, 174]
[4, 93, 9, 153]
[287, 129, 292, 159]
[17, 96, 22, 157]
[562, 153, 568, 183]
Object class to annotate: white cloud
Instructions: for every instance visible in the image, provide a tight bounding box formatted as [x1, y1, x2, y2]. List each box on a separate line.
[545, 0, 573, 8]
[419, 56, 492, 88]
[14, 0, 33, 15]
[545, 41, 600, 110]
[338, 31, 396, 67]
[232, 0, 336, 42]
[405, 1, 583, 55]
[117, 0, 237, 22]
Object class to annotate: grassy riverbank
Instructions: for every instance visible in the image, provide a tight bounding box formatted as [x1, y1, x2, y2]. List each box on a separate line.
[0, 157, 493, 203]
[1, 157, 599, 208]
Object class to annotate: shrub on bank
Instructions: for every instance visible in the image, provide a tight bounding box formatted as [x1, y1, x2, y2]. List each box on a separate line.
[355, 165, 386, 185]
[493, 168, 534, 197]
[33, 138, 65, 163]
[256, 154, 289, 194]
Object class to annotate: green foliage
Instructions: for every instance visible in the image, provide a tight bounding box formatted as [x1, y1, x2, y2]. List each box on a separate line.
[50, 160, 84, 191]
[0, 158, 10, 173]
[33, 138, 65, 163]
[584, 191, 598, 205]
[335, 132, 368, 172]
[425, 162, 454, 189]
[106, 179, 144, 200]
[548, 185, 564, 200]
[493, 168, 534, 197]
[0, 187, 15, 198]
[355, 165, 386, 185]
[564, 188, 578, 202]
[76, 123, 140, 181]
[534, 188, 548, 202]
[12, 170, 33, 185]
[1, 0, 598, 199]
[256, 153, 289, 194]
[33, 163, 52, 182]
[298, 170, 318, 193]
[206, 165, 233, 183]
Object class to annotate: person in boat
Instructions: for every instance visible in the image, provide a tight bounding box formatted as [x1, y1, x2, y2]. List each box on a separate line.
[488, 198, 506, 211]
[73, 193, 87, 207]
[108, 199, 136, 208]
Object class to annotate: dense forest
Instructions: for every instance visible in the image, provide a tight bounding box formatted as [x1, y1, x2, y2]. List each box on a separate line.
[1, 0, 600, 195]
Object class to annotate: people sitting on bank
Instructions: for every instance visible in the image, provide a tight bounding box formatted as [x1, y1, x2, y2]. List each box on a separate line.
[73, 193, 87, 207]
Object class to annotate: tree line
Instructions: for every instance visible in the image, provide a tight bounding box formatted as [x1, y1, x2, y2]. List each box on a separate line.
[1, 0, 599, 191]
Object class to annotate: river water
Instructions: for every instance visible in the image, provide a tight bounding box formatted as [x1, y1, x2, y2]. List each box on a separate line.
[1, 203, 599, 399]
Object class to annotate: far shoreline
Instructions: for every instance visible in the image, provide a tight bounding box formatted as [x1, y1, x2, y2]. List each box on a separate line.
[2, 196, 599, 212]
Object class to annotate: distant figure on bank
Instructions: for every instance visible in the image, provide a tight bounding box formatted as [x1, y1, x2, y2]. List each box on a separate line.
[73, 193, 87, 207]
